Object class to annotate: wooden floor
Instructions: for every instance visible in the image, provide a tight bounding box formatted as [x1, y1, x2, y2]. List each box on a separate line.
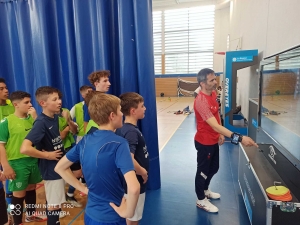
[156, 97, 195, 151]
[262, 95, 300, 136]
[23, 97, 195, 225]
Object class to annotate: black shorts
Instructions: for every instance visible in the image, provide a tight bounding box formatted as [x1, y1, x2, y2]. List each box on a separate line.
[65, 147, 81, 171]
[0, 188, 8, 225]
[70, 162, 81, 171]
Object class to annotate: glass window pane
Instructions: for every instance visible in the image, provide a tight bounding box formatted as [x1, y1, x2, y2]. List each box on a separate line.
[153, 5, 215, 74]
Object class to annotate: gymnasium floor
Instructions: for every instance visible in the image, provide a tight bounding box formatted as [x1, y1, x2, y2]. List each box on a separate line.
[261, 94, 300, 161]
[28, 97, 250, 225]
[262, 95, 300, 136]
[156, 97, 195, 151]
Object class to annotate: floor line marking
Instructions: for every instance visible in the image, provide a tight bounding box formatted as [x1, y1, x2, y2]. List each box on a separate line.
[68, 209, 85, 225]
[159, 116, 189, 153]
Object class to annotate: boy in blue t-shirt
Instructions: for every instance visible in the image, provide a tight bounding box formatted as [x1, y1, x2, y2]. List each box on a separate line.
[21, 86, 66, 225]
[115, 92, 149, 225]
[55, 93, 140, 225]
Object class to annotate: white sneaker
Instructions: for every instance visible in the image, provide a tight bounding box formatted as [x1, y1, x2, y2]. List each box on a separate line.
[59, 211, 67, 218]
[205, 189, 221, 199]
[66, 195, 83, 208]
[25, 214, 47, 222]
[196, 197, 219, 213]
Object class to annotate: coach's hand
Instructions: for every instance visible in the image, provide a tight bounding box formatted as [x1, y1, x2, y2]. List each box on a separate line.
[218, 134, 225, 146]
[241, 136, 258, 148]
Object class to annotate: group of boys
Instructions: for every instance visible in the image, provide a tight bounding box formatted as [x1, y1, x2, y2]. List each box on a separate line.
[0, 70, 150, 225]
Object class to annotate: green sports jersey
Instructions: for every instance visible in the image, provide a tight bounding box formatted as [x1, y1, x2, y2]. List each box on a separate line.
[0, 100, 15, 120]
[75, 102, 84, 136]
[59, 108, 75, 149]
[85, 119, 99, 134]
[0, 114, 34, 160]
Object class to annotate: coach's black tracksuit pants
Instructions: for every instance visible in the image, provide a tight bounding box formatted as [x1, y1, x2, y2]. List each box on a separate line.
[195, 140, 219, 200]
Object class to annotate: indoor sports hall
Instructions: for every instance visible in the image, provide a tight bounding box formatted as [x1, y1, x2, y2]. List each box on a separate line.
[0, 0, 300, 225]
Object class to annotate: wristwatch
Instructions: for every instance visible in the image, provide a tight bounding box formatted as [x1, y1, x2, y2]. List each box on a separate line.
[231, 132, 243, 145]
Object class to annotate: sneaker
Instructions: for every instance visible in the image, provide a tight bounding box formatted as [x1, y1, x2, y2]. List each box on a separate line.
[7, 213, 13, 225]
[66, 195, 83, 208]
[59, 211, 67, 219]
[79, 191, 86, 197]
[205, 189, 221, 199]
[25, 215, 47, 222]
[7, 204, 11, 214]
[196, 197, 219, 213]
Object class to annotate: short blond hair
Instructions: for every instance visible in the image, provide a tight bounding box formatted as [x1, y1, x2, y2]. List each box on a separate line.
[88, 70, 110, 87]
[88, 93, 120, 125]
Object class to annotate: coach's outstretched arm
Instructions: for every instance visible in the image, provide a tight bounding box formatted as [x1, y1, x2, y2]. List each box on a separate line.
[206, 117, 258, 147]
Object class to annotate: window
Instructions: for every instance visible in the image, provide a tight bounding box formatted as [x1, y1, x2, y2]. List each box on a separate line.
[153, 11, 162, 75]
[153, 6, 215, 74]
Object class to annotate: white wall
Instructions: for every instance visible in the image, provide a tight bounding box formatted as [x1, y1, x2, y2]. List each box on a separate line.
[153, 0, 230, 77]
[229, 0, 300, 118]
[214, 6, 230, 78]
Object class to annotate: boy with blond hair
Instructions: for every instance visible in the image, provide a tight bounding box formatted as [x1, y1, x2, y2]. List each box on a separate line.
[21, 86, 65, 225]
[55, 92, 140, 225]
[116, 92, 149, 225]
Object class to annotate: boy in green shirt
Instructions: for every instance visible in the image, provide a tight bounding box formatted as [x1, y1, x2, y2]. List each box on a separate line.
[58, 107, 83, 208]
[0, 91, 45, 224]
[56, 88, 83, 207]
[0, 78, 14, 119]
[0, 78, 15, 225]
[0, 168, 8, 225]
[70, 85, 93, 143]
[84, 90, 99, 134]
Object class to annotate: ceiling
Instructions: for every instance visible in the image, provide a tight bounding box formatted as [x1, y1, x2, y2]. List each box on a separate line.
[152, 0, 230, 10]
